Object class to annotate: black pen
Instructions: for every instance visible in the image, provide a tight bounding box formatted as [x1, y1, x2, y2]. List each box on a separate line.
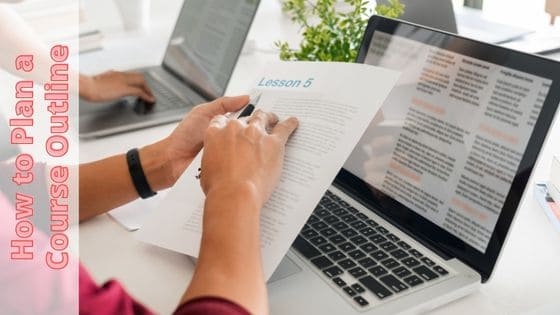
[237, 94, 261, 118]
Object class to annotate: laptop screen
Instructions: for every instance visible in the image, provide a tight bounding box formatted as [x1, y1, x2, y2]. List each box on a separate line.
[162, 0, 259, 99]
[339, 16, 560, 280]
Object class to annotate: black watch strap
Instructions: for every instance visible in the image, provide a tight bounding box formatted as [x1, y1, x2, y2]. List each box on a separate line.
[126, 148, 157, 199]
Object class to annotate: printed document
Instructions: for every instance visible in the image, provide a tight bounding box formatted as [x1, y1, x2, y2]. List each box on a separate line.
[137, 61, 399, 279]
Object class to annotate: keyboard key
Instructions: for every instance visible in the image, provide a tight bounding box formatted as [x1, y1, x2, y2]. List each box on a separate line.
[349, 267, 367, 278]
[341, 214, 358, 223]
[403, 275, 424, 287]
[350, 221, 367, 230]
[371, 250, 389, 261]
[340, 200, 351, 208]
[302, 229, 319, 239]
[402, 257, 421, 268]
[360, 242, 378, 253]
[393, 266, 412, 278]
[343, 286, 357, 297]
[339, 242, 356, 252]
[386, 233, 400, 242]
[323, 266, 343, 278]
[350, 235, 368, 245]
[366, 219, 379, 227]
[339, 259, 357, 270]
[380, 275, 408, 293]
[433, 265, 449, 275]
[332, 222, 349, 231]
[390, 249, 409, 260]
[320, 228, 336, 237]
[318, 243, 336, 253]
[370, 235, 387, 244]
[356, 213, 369, 220]
[368, 266, 388, 277]
[310, 236, 328, 246]
[380, 242, 398, 252]
[359, 276, 393, 300]
[311, 256, 333, 269]
[397, 241, 411, 250]
[360, 227, 377, 237]
[421, 257, 436, 267]
[413, 266, 439, 281]
[381, 258, 400, 269]
[351, 283, 366, 294]
[315, 208, 330, 218]
[301, 224, 312, 232]
[329, 234, 346, 244]
[333, 277, 346, 287]
[293, 236, 321, 259]
[409, 249, 423, 258]
[323, 202, 341, 211]
[376, 226, 389, 234]
[329, 192, 340, 201]
[341, 229, 358, 238]
[347, 206, 358, 213]
[328, 250, 346, 261]
[311, 221, 328, 231]
[353, 296, 369, 307]
[348, 249, 366, 260]
[358, 257, 377, 268]
[324, 215, 340, 224]
[307, 215, 319, 224]
[333, 208, 348, 216]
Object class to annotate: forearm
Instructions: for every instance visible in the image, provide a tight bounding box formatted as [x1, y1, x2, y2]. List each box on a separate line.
[79, 139, 175, 222]
[180, 183, 268, 315]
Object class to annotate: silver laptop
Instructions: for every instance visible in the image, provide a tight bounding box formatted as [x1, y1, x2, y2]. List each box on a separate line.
[79, 0, 260, 138]
[378, 0, 532, 44]
[267, 16, 560, 314]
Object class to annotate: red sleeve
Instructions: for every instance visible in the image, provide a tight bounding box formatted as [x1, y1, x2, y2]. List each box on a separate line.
[173, 297, 250, 315]
[79, 264, 154, 315]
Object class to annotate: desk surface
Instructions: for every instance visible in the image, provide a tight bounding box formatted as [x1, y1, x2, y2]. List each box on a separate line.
[79, 1, 560, 314]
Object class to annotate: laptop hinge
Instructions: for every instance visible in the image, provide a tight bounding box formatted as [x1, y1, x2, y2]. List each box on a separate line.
[332, 180, 453, 261]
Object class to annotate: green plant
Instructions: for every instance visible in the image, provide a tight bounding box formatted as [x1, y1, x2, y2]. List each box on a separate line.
[276, 0, 404, 62]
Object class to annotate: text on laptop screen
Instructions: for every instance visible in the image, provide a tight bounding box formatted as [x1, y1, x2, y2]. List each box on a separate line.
[344, 31, 552, 253]
[163, 0, 258, 99]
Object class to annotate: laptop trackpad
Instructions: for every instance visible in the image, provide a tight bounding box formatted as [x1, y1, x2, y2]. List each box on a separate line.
[267, 255, 302, 284]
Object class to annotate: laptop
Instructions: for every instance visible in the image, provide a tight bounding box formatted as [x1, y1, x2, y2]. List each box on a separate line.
[378, 0, 532, 44]
[79, 0, 260, 138]
[267, 16, 560, 314]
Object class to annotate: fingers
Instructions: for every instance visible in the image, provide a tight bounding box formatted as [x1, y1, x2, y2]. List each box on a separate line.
[272, 117, 299, 144]
[125, 72, 155, 103]
[208, 114, 229, 129]
[205, 95, 250, 116]
[125, 87, 155, 104]
[247, 110, 279, 132]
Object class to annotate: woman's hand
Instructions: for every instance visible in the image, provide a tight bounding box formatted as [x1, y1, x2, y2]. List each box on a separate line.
[200, 109, 299, 208]
[180, 110, 298, 315]
[158, 95, 251, 187]
[79, 71, 155, 103]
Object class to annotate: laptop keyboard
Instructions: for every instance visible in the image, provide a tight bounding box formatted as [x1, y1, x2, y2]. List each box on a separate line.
[140, 74, 192, 113]
[292, 190, 450, 309]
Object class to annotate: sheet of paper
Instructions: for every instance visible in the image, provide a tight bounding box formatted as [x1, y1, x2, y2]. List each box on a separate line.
[108, 190, 169, 231]
[137, 61, 400, 279]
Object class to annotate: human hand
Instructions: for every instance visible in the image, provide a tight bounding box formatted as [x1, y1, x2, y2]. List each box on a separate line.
[200, 109, 299, 208]
[79, 71, 155, 103]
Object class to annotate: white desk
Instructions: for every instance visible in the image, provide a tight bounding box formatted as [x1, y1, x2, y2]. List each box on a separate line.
[79, 1, 560, 314]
